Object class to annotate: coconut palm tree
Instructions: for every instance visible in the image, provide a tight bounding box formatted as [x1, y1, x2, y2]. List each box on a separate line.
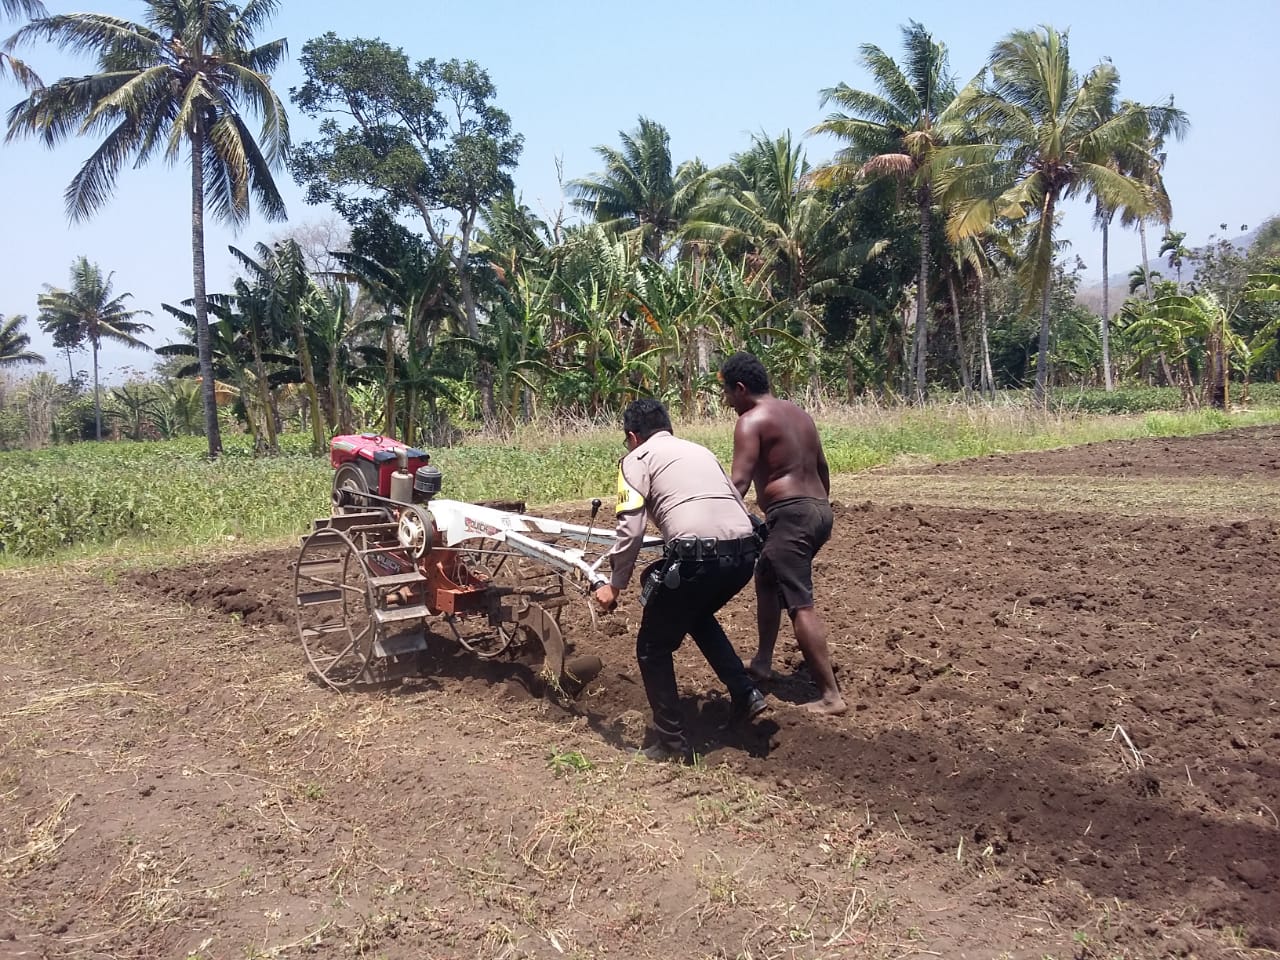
[569, 116, 707, 261]
[0, 313, 45, 367]
[0, 0, 45, 88]
[688, 132, 884, 398]
[938, 26, 1164, 402]
[1088, 97, 1160, 391]
[1127, 102, 1187, 301]
[1161, 230, 1191, 289]
[810, 21, 966, 401]
[6, 0, 290, 458]
[36, 257, 152, 440]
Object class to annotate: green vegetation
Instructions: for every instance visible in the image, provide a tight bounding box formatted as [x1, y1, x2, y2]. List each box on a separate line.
[3, 5, 1279, 562]
[7, 4, 1279, 455]
[4, 400, 1279, 563]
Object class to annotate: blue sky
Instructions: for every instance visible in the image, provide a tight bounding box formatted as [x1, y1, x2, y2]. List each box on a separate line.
[2, 0, 1275, 382]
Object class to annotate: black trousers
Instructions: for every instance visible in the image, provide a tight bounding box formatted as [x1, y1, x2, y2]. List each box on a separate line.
[635, 552, 757, 751]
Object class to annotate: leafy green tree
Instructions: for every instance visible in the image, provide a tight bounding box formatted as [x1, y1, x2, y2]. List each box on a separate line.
[1160, 230, 1191, 288]
[0, 313, 44, 367]
[1243, 273, 1280, 380]
[6, 0, 291, 458]
[290, 33, 522, 421]
[157, 301, 292, 450]
[1128, 102, 1187, 301]
[689, 132, 884, 397]
[206, 274, 287, 454]
[1123, 292, 1246, 407]
[1129, 266, 1162, 295]
[331, 214, 460, 439]
[539, 226, 664, 414]
[1249, 216, 1280, 265]
[939, 26, 1174, 402]
[1190, 227, 1251, 304]
[569, 116, 706, 261]
[810, 21, 965, 400]
[36, 257, 151, 440]
[106, 382, 161, 440]
[1087, 97, 1182, 390]
[303, 283, 361, 436]
[154, 377, 202, 438]
[229, 239, 328, 454]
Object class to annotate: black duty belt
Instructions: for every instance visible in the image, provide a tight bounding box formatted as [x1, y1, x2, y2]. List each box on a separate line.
[664, 534, 758, 562]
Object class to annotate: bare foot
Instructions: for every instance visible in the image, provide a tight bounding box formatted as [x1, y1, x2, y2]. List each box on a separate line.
[744, 659, 782, 683]
[801, 695, 848, 716]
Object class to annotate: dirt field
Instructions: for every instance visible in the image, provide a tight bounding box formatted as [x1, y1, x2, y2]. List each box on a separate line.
[2, 426, 1278, 960]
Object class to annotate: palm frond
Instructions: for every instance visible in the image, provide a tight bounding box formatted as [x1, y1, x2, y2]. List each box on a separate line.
[2, 0, 48, 21]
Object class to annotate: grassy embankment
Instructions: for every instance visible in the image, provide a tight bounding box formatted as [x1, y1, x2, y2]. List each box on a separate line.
[3, 388, 1280, 565]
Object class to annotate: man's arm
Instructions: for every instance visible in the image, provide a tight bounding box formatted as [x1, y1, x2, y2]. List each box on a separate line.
[594, 459, 649, 610]
[817, 441, 830, 496]
[604, 506, 647, 593]
[730, 414, 760, 498]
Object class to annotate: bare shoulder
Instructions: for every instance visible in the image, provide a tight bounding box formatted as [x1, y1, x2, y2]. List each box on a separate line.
[735, 405, 765, 435]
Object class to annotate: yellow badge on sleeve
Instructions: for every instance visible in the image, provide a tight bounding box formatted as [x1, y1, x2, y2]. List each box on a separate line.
[616, 466, 645, 514]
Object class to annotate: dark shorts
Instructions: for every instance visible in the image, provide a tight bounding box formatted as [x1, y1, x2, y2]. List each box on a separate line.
[757, 497, 833, 614]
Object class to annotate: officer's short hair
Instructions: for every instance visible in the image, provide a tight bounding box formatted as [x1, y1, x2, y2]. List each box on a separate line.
[720, 352, 770, 395]
[623, 398, 672, 440]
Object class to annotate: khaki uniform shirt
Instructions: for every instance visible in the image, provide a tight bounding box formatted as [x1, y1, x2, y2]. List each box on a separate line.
[605, 430, 752, 591]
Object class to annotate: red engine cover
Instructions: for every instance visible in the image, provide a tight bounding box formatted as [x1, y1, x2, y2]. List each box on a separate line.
[330, 434, 429, 498]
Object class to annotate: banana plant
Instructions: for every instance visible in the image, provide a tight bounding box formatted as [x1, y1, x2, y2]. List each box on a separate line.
[1123, 293, 1247, 408]
[1242, 274, 1280, 379]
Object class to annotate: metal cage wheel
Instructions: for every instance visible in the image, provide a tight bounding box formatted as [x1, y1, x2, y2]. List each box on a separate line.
[294, 527, 378, 690]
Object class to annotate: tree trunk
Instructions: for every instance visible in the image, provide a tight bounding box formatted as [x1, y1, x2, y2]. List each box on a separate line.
[191, 125, 222, 459]
[1100, 218, 1114, 391]
[328, 352, 350, 435]
[92, 338, 101, 441]
[1034, 198, 1057, 405]
[456, 219, 498, 425]
[383, 322, 396, 437]
[1139, 219, 1154, 300]
[947, 274, 971, 397]
[1136, 220, 1180, 386]
[404, 384, 417, 446]
[914, 188, 932, 403]
[249, 331, 277, 455]
[1029, 195, 1059, 407]
[902, 297, 914, 398]
[294, 318, 325, 456]
[978, 272, 995, 399]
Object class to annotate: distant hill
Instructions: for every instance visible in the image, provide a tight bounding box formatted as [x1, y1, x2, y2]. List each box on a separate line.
[1076, 222, 1263, 316]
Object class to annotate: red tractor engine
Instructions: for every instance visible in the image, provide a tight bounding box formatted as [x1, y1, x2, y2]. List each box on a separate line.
[329, 434, 440, 512]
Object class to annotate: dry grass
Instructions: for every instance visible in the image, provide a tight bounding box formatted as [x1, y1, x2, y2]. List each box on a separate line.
[2, 792, 78, 878]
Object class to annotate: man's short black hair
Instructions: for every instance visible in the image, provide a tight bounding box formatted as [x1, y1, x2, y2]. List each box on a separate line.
[719, 351, 770, 395]
[623, 398, 672, 440]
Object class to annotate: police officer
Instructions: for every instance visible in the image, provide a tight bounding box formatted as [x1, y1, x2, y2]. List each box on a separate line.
[594, 398, 768, 763]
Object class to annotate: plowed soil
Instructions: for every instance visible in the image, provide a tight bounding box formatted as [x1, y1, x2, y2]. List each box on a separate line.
[2, 426, 1278, 960]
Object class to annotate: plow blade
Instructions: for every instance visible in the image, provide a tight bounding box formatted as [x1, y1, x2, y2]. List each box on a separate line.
[507, 600, 566, 684]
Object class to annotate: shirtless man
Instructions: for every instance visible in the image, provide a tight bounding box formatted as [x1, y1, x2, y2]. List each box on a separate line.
[719, 351, 847, 716]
